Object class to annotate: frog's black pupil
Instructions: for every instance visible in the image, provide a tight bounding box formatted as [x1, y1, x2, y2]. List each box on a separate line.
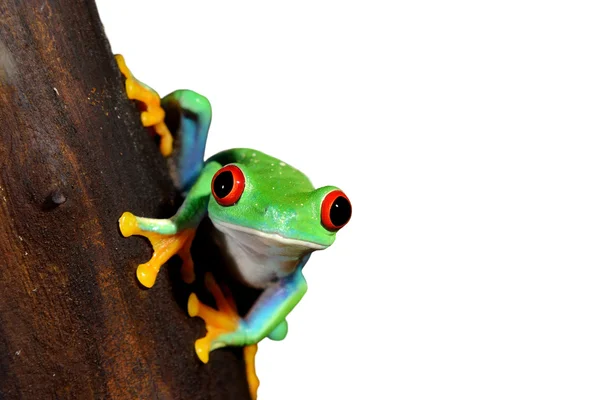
[214, 171, 234, 199]
[330, 196, 351, 227]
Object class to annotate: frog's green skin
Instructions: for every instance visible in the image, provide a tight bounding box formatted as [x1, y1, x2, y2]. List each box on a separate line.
[128, 90, 350, 352]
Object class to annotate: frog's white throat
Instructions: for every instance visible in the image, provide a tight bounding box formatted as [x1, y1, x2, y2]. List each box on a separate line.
[210, 218, 326, 289]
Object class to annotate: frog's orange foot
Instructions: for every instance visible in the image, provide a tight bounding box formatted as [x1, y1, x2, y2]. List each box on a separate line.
[189, 274, 259, 399]
[115, 54, 173, 156]
[187, 273, 240, 363]
[119, 211, 196, 288]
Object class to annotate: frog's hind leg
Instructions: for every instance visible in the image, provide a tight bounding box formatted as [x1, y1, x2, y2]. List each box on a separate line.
[119, 212, 196, 288]
[119, 162, 217, 288]
[188, 273, 260, 400]
[187, 273, 241, 362]
[161, 90, 212, 192]
[115, 54, 173, 156]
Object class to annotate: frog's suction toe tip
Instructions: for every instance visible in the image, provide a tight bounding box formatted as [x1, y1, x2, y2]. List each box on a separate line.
[188, 293, 200, 317]
[119, 212, 139, 237]
[194, 338, 210, 363]
[137, 264, 157, 288]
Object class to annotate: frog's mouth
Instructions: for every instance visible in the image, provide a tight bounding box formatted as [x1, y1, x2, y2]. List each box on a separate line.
[209, 218, 326, 288]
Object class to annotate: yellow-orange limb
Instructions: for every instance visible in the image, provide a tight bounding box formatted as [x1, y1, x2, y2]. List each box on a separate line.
[189, 275, 259, 399]
[244, 344, 259, 400]
[114, 54, 173, 156]
[119, 212, 196, 288]
[187, 273, 241, 363]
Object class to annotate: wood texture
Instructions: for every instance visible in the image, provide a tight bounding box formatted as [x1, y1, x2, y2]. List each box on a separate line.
[0, 0, 250, 398]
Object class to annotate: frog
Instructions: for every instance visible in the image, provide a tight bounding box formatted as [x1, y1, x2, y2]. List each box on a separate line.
[114, 54, 352, 400]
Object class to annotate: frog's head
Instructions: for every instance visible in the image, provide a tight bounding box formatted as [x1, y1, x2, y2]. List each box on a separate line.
[206, 162, 351, 288]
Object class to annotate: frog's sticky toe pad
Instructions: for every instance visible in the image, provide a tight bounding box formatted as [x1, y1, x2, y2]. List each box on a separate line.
[115, 54, 131, 78]
[137, 263, 158, 288]
[194, 337, 211, 364]
[188, 293, 202, 317]
[119, 212, 139, 237]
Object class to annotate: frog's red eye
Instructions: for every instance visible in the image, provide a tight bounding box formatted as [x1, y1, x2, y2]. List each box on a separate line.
[211, 165, 245, 206]
[321, 190, 352, 231]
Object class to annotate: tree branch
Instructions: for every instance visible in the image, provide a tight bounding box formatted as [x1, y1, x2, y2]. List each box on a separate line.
[0, 0, 250, 398]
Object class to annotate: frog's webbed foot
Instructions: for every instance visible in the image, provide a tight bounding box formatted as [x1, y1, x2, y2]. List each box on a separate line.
[119, 211, 196, 288]
[187, 272, 240, 362]
[188, 273, 260, 399]
[114, 54, 173, 156]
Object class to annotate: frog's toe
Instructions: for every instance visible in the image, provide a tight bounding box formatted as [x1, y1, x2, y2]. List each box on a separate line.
[119, 211, 139, 237]
[136, 263, 159, 288]
[244, 344, 260, 400]
[187, 292, 202, 317]
[136, 229, 196, 288]
[188, 294, 221, 363]
[140, 107, 165, 127]
[190, 275, 240, 328]
[156, 124, 173, 156]
[115, 54, 132, 79]
[187, 292, 239, 331]
[114, 54, 173, 157]
[188, 287, 242, 364]
[194, 336, 212, 364]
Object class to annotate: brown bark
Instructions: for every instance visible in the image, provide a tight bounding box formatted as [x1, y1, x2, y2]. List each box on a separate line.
[0, 0, 250, 398]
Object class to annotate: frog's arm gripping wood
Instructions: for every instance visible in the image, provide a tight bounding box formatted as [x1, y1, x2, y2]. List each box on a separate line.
[116, 55, 218, 288]
[118, 161, 221, 287]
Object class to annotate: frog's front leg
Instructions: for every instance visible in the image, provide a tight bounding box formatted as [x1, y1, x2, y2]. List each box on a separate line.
[188, 264, 308, 399]
[119, 212, 196, 288]
[119, 161, 221, 288]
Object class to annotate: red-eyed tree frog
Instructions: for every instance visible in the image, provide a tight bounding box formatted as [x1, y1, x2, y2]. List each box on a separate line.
[115, 55, 352, 400]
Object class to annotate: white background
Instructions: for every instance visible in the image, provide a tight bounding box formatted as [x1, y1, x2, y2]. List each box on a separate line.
[97, 1, 600, 399]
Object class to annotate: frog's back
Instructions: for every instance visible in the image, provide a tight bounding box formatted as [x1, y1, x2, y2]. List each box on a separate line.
[207, 148, 314, 192]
